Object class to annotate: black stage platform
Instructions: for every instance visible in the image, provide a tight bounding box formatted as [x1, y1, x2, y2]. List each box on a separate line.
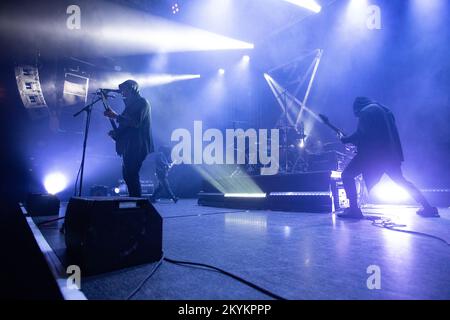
[29, 199, 450, 300]
[198, 171, 344, 212]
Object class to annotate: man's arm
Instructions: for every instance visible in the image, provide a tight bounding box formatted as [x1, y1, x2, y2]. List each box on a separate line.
[117, 98, 149, 128]
[341, 111, 370, 145]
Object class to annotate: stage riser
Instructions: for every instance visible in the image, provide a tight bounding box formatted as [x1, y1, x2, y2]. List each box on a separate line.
[199, 171, 340, 213]
[270, 196, 333, 213]
[201, 172, 338, 194]
[198, 194, 334, 213]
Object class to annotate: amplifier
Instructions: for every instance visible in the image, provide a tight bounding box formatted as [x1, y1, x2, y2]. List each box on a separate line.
[64, 197, 163, 275]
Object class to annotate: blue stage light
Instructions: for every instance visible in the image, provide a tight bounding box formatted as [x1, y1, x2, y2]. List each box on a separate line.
[96, 73, 201, 89]
[373, 180, 410, 203]
[172, 3, 180, 15]
[44, 172, 68, 195]
[283, 0, 322, 13]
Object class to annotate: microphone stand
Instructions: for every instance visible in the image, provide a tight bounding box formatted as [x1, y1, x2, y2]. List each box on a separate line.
[73, 96, 102, 197]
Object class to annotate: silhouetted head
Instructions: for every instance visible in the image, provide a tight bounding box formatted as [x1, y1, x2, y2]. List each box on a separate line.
[353, 97, 374, 117]
[118, 79, 139, 98]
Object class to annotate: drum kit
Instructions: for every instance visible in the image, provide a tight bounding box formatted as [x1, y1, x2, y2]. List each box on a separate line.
[277, 124, 311, 174]
[228, 124, 317, 176]
[227, 123, 355, 177]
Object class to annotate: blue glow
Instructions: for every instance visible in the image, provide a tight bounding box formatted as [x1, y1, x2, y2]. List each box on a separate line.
[224, 193, 267, 198]
[346, 0, 369, 27]
[97, 73, 201, 89]
[410, 0, 446, 29]
[373, 180, 410, 203]
[283, 0, 322, 13]
[44, 172, 68, 195]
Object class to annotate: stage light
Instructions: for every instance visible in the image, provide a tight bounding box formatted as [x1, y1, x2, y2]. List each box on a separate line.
[224, 193, 267, 198]
[373, 180, 410, 203]
[114, 187, 120, 194]
[194, 165, 264, 196]
[44, 173, 68, 195]
[346, 0, 368, 25]
[0, 1, 254, 55]
[298, 138, 305, 148]
[237, 55, 251, 71]
[96, 73, 201, 89]
[218, 68, 225, 75]
[283, 0, 322, 13]
[172, 3, 180, 15]
[330, 171, 342, 179]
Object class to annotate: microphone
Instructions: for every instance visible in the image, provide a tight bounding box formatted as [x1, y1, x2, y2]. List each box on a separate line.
[98, 88, 121, 93]
[92, 92, 115, 98]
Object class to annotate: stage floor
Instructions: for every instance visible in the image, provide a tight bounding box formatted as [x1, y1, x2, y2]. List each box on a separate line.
[33, 199, 450, 300]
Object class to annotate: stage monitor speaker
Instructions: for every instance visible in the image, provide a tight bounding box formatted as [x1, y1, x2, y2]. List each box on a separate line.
[64, 197, 163, 276]
[26, 193, 60, 216]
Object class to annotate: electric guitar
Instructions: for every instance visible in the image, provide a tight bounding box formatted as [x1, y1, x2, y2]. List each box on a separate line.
[318, 113, 357, 153]
[168, 159, 182, 170]
[98, 91, 125, 155]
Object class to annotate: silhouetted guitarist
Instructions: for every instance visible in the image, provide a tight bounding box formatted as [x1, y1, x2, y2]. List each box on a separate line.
[151, 146, 178, 203]
[338, 97, 439, 218]
[103, 80, 154, 197]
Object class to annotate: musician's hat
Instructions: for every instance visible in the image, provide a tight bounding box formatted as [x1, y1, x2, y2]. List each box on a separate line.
[353, 96, 373, 113]
[119, 79, 139, 94]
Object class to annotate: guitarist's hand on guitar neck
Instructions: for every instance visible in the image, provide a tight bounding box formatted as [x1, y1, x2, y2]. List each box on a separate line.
[318, 113, 356, 153]
[104, 107, 118, 119]
[108, 130, 118, 140]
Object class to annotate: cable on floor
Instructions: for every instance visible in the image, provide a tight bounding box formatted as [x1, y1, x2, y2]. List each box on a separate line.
[126, 254, 287, 300]
[126, 256, 164, 300]
[366, 215, 450, 247]
[163, 256, 287, 300]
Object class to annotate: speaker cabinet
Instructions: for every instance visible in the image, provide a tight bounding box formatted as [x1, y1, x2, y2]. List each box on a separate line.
[26, 193, 60, 216]
[64, 197, 163, 275]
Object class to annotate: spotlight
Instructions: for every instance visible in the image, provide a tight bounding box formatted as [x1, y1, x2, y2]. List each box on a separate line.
[97, 73, 201, 89]
[298, 138, 305, 148]
[172, 3, 180, 15]
[242, 55, 250, 63]
[283, 0, 322, 13]
[43, 172, 67, 195]
[114, 187, 120, 194]
[218, 68, 225, 75]
[373, 181, 410, 203]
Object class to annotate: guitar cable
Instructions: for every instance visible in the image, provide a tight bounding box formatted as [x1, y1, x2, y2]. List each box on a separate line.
[367, 215, 450, 247]
[126, 253, 287, 300]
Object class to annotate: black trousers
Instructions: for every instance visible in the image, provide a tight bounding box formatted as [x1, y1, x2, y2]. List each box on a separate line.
[122, 152, 146, 197]
[342, 156, 431, 209]
[153, 170, 176, 200]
